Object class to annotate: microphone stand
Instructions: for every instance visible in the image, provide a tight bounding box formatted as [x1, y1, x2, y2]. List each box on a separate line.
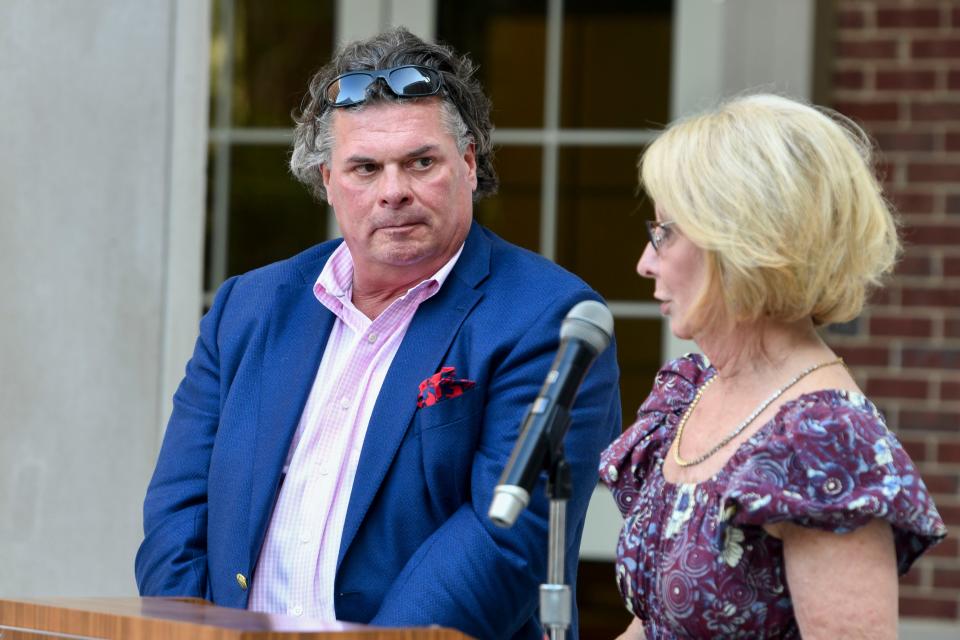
[540, 418, 573, 640]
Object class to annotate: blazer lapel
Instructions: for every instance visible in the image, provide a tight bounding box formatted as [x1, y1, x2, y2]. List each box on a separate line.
[337, 223, 491, 567]
[248, 256, 336, 568]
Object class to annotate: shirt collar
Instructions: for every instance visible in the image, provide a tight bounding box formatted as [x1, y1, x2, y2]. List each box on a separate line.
[313, 241, 465, 309]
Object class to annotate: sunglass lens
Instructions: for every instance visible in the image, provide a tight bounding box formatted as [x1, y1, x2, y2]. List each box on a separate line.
[389, 67, 438, 96]
[327, 73, 373, 106]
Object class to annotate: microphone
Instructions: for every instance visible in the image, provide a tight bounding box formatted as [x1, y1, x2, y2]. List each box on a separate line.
[488, 300, 614, 528]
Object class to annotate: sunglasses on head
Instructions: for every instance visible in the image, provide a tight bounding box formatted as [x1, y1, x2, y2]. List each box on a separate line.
[324, 65, 444, 108]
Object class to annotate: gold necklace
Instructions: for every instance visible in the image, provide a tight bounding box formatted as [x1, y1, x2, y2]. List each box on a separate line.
[673, 357, 845, 468]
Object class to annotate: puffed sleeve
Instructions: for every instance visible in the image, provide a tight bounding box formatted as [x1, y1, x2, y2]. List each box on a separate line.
[599, 353, 711, 517]
[720, 390, 947, 574]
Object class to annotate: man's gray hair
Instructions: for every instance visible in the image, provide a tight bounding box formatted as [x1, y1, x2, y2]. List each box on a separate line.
[290, 27, 497, 202]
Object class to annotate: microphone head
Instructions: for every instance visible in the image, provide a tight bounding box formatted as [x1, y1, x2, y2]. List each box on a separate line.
[560, 300, 614, 354]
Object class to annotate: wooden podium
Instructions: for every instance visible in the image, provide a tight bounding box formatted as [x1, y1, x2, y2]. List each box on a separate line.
[0, 597, 475, 640]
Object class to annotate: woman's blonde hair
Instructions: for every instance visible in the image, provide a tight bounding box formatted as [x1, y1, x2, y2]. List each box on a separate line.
[640, 93, 900, 327]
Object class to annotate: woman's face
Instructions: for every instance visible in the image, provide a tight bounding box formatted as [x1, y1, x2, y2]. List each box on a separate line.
[637, 208, 710, 340]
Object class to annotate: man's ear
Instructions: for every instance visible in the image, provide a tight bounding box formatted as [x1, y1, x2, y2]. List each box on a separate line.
[320, 164, 332, 204]
[464, 142, 477, 192]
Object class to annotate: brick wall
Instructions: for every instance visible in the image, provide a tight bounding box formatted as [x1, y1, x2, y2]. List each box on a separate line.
[830, 0, 960, 622]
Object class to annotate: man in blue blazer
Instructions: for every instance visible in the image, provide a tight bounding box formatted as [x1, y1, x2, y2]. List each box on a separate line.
[135, 28, 621, 639]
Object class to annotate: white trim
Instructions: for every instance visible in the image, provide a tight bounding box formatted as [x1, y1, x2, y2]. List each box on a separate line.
[336, 0, 386, 46]
[209, 0, 234, 290]
[208, 126, 660, 147]
[538, 0, 564, 262]
[389, 0, 436, 41]
[606, 301, 662, 318]
[672, 0, 815, 120]
[899, 620, 960, 640]
[160, 0, 211, 442]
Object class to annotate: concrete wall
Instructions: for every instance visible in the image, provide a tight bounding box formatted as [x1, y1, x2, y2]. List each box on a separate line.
[0, 0, 209, 598]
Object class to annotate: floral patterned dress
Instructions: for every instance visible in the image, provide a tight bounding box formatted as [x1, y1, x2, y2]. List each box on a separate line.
[599, 354, 947, 639]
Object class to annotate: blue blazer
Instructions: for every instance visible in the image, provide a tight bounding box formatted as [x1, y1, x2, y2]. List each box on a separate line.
[136, 223, 621, 639]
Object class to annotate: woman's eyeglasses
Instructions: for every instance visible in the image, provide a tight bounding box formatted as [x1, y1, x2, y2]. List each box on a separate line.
[645, 220, 677, 252]
[324, 65, 444, 108]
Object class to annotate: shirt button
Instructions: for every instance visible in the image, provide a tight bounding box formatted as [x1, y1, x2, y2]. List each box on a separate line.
[299, 531, 310, 544]
[339, 397, 350, 410]
[290, 605, 303, 616]
[367, 332, 378, 343]
[318, 465, 329, 476]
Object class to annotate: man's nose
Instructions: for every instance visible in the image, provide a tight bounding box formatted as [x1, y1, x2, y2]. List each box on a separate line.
[379, 166, 412, 209]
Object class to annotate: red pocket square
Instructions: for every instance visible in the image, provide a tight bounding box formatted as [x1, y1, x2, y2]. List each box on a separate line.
[417, 366, 476, 408]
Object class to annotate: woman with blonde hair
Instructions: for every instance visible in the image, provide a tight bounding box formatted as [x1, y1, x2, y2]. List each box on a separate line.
[601, 94, 946, 639]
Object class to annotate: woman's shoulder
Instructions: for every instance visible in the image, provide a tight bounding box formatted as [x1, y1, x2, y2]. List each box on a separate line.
[722, 388, 947, 573]
[599, 353, 712, 510]
[641, 352, 713, 411]
[774, 388, 886, 438]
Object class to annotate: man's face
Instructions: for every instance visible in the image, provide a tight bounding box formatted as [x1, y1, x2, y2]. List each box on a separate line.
[320, 99, 477, 286]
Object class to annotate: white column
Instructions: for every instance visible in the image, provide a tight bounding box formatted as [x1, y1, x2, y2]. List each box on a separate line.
[0, 0, 210, 597]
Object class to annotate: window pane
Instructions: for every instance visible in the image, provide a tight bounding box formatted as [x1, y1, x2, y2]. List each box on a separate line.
[614, 317, 663, 430]
[223, 145, 325, 279]
[561, 0, 673, 128]
[555, 146, 654, 302]
[475, 146, 542, 253]
[437, 1, 548, 128]
[227, 0, 335, 127]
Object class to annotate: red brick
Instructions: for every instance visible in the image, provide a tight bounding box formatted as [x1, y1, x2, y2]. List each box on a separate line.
[903, 223, 960, 246]
[833, 345, 891, 366]
[934, 568, 960, 589]
[866, 377, 929, 399]
[912, 39, 960, 58]
[876, 158, 897, 185]
[899, 595, 958, 619]
[907, 163, 960, 182]
[939, 441, 960, 463]
[834, 69, 866, 90]
[875, 133, 936, 153]
[899, 566, 923, 586]
[877, 8, 941, 29]
[869, 315, 933, 338]
[942, 381, 960, 401]
[948, 133, 960, 151]
[834, 100, 900, 123]
[945, 258, 960, 277]
[902, 347, 960, 369]
[955, 7, 960, 28]
[838, 9, 865, 29]
[950, 70, 960, 90]
[887, 190, 935, 215]
[876, 70, 937, 91]
[938, 504, 960, 526]
[946, 317, 960, 338]
[902, 286, 960, 307]
[927, 535, 958, 557]
[947, 194, 960, 214]
[901, 436, 928, 462]
[893, 255, 933, 276]
[901, 409, 960, 432]
[911, 101, 960, 121]
[837, 39, 898, 60]
[868, 285, 895, 306]
[921, 471, 960, 495]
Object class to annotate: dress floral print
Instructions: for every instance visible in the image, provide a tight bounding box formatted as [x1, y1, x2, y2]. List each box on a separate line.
[599, 354, 947, 639]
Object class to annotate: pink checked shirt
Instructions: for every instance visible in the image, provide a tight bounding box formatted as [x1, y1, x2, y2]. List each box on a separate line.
[248, 241, 463, 620]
